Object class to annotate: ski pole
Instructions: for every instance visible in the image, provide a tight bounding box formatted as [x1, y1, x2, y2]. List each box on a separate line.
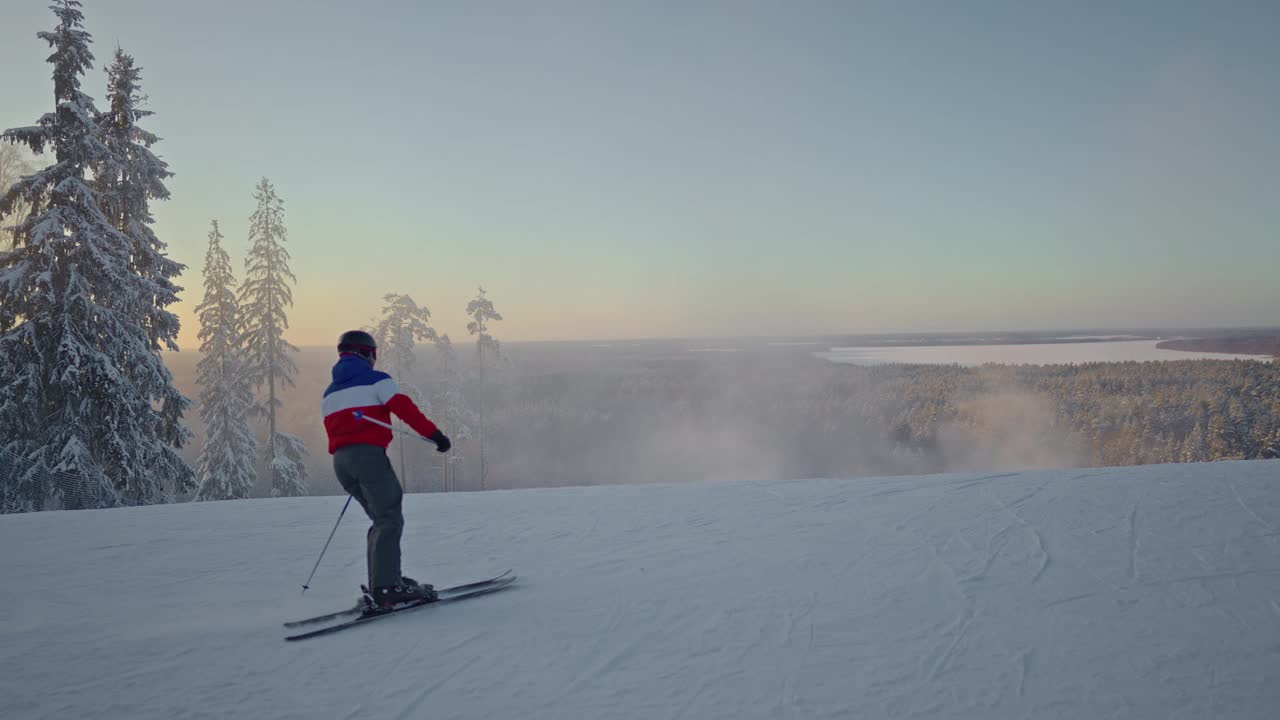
[301, 495, 352, 594]
[353, 410, 430, 441]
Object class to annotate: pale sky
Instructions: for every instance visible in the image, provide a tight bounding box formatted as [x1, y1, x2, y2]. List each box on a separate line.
[2, 0, 1277, 346]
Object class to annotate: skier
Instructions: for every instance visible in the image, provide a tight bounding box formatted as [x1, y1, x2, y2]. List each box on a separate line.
[322, 330, 452, 609]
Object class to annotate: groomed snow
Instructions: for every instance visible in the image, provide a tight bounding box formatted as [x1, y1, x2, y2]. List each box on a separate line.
[3, 461, 1279, 719]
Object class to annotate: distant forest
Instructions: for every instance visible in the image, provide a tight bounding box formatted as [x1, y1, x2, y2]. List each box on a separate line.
[170, 349, 1280, 494]
[861, 360, 1280, 467]
[483, 355, 1280, 488]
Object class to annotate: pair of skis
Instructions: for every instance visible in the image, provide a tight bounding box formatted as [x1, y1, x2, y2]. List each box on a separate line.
[284, 570, 516, 641]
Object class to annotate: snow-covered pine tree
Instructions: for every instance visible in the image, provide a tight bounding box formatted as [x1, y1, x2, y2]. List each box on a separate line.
[376, 293, 439, 379]
[239, 177, 308, 496]
[194, 221, 258, 501]
[466, 286, 503, 490]
[0, 0, 193, 510]
[373, 293, 438, 487]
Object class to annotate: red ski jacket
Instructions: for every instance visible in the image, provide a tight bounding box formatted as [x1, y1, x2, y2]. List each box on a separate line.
[321, 355, 439, 454]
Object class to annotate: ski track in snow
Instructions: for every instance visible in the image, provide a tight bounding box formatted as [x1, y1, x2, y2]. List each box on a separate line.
[2, 461, 1280, 719]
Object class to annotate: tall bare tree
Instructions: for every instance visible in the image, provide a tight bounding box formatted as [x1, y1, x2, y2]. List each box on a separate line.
[466, 286, 502, 490]
[372, 293, 438, 487]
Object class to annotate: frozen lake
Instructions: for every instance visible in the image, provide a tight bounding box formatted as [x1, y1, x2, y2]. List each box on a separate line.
[817, 339, 1273, 366]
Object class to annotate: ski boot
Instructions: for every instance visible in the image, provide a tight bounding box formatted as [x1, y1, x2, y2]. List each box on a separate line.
[362, 576, 438, 612]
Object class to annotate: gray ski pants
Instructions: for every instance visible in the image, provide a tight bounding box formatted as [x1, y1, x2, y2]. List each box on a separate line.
[333, 444, 404, 589]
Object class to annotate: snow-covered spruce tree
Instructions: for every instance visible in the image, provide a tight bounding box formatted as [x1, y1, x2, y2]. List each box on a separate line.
[466, 286, 503, 490]
[373, 293, 438, 488]
[94, 48, 186, 354]
[194, 221, 258, 501]
[92, 45, 192, 491]
[239, 177, 308, 496]
[270, 431, 309, 498]
[0, 1, 193, 510]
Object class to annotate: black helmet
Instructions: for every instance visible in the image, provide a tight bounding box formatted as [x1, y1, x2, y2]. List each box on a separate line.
[338, 330, 377, 362]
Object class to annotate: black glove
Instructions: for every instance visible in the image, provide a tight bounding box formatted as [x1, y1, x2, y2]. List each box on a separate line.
[429, 429, 451, 453]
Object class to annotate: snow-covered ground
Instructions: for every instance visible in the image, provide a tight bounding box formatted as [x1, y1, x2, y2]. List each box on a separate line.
[818, 339, 1272, 366]
[3, 461, 1279, 719]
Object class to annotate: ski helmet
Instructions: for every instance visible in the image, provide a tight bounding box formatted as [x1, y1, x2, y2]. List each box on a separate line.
[338, 330, 377, 362]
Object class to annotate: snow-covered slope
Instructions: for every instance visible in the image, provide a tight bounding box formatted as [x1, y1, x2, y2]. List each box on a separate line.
[3, 462, 1278, 719]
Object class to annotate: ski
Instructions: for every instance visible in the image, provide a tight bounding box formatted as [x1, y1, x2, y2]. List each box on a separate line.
[284, 570, 514, 628]
[284, 575, 517, 641]
[283, 602, 362, 629]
